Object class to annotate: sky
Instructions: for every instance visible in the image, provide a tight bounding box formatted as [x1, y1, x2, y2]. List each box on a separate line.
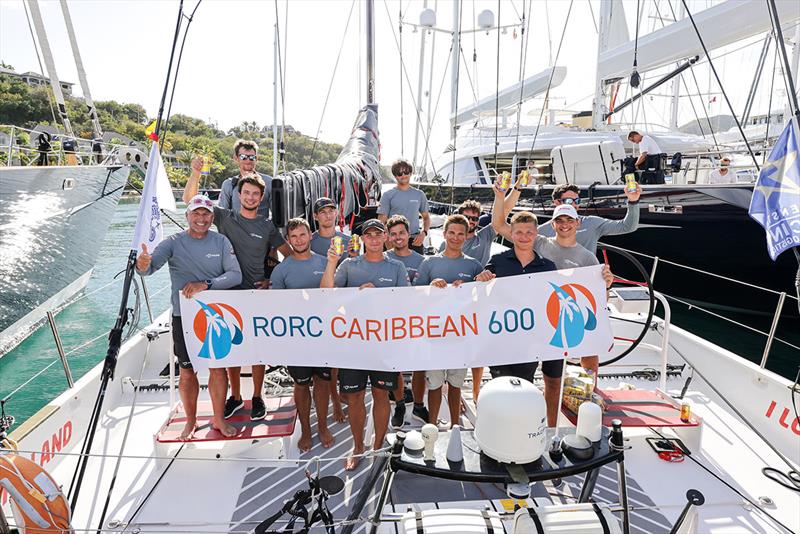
[1, 0, 798, 168]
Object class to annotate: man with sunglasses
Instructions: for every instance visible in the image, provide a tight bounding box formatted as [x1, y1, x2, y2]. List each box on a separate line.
[532, 181, 641, 255]
[377, 159, 430, 253]
[136, 194, 242, 439]
[320, 219, 410, 470]
[218, 139, 272, 218]
[182, 171, 293, 421]
[437, 199, 498, 267]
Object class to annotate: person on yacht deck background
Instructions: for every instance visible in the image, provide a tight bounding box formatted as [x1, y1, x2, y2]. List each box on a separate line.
[136, 195, 242, 439]
[709, 157, 735, 184]
[628, 130, 666, 184]
[377, 159, 430, 253]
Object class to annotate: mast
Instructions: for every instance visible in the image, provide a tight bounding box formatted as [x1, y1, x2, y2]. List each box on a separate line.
[366, 0, 375, 104]
[669, 1, 686, 129]
[273, 21, 279, 178]
[412, 0, 429, 170]
[58, 0, 102, 139]
[26, 0, 75, 138]
[450, 0, 461, 123]
[592, 0, 614, 129]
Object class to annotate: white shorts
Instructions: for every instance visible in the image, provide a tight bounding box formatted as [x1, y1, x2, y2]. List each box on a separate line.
[426, 368, 468, 390]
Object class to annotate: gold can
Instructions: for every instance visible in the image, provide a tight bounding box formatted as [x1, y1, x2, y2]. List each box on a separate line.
[680, 402, 691, 423]
[332, 236, 344, 255]
[499, 171, 512, 191]
[201, 156, 212, 176]
[349, 234, 361, 253]
[624, 173, 637, 193]
[518, 170, 530, 187]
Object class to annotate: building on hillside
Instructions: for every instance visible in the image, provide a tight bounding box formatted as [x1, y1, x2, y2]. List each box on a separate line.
[0, 66, 74, 95]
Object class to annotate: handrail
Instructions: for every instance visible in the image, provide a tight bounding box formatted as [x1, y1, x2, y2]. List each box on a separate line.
[0, 124, 131, 167]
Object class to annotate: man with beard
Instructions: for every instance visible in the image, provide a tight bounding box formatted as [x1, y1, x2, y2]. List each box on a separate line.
[183, 170, 292, 421]
[270, 218, 335, 452]
[137, 195, 242, 439]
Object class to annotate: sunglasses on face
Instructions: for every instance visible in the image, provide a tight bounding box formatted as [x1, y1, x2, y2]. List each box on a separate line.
[464, 215, 480, 222]
[393, 170, 412, 177]
[238, 154, 257, 161]
[560, 197, 581, 205]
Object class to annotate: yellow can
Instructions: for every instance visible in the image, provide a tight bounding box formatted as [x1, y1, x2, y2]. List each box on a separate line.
[332, 236, 344, 255]
[201, 156, 212, 176]
[518, 170, 530, 187]
[349, 234, 361, 253]
[499, 171, 512, 191]
[680, 402, 691, 423]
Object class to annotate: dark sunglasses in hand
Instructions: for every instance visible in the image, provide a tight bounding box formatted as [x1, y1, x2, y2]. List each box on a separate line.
[561, 197, 581, 205]
[238, 154, 257, 161]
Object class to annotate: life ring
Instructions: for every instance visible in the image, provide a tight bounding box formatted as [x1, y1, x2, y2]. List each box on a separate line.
[0, 453, 73, 533]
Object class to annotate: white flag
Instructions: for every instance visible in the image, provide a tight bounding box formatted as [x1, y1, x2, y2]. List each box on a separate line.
[130, 141, 175, 252]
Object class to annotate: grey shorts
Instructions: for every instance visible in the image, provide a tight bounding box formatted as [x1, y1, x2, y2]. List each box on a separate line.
[426, 369, 468, 389]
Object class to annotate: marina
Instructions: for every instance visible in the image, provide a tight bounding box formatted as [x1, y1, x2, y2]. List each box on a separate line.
[2, 0, 800, 533]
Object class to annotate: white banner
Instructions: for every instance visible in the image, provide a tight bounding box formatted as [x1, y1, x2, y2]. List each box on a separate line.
[179, 265, 613, 371]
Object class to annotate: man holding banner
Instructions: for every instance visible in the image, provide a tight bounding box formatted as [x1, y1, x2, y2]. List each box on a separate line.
[137, 195, 242, 439]
[270, 218, 336, 452]
[321, 218, 410, 470]
[415, 214, 493, 427]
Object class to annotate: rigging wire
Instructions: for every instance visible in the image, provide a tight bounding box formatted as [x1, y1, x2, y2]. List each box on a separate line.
[303, 0, 357, 168]
[681, 0, 759, 170]
[274, 0, 288, 173]
[763, 44, 778, 162]
[511, 0, 532, 161]
[399, 3, 405, 156]
[492, 0, 501, 170]
[525, 0, 574, 160]
[587, 0, 598, 34]
[22, 0, 58, 127]
[448, 0, 464, 212]
[630, 0, 641, 88]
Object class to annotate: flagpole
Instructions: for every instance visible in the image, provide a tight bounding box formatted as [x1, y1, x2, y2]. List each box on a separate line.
[766, 0, 800, 312]
[68, 1, 187, 524]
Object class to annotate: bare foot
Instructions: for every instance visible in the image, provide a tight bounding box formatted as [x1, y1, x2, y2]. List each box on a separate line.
[213, 419, 238, 438]
[318, 426, 335, 448]
[179, 421, 197, 441]
[345, 445, 364, 471]
[298, 432, 312, 453]
[333, 402, 346, 423]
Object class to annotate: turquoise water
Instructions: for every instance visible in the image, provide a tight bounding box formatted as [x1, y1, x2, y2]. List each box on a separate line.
[1, 201, 797, 430]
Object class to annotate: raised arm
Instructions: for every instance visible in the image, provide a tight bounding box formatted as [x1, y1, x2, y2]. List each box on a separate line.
[182, 156, 203, 204]
[320, 245, 339, 288]
[597, 185, 641, 237]
[492, 183, 513, 240]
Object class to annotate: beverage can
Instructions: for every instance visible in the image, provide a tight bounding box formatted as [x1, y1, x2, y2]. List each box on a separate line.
[349, 234, 361, 254]
[201, 156, 211, 176]
[680, 401, 691, 423]
[624, 173, 637, 193]
[332, 236, 344, 255]
[518, 170, 530, 187]
[499, 171, 512, 191]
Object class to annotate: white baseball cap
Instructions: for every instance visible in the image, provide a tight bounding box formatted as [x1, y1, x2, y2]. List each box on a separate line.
[552, 204, 579, 220]
[186, 194, 214, 213]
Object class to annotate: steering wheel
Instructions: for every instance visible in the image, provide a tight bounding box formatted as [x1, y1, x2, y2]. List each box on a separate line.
[597, 242, 656, 366]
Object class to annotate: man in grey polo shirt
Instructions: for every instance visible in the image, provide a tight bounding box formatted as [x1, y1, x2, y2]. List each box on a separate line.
[271, 218, 336, 452]
[310, 197, 351, 261]
[377, 159, 430, 253]
[321, 218, 409, 470]
[218, 139, 272, 217]
[136, 195, 242, 439]
[183, 171, 293, 421]
[415, 214, 489, 427]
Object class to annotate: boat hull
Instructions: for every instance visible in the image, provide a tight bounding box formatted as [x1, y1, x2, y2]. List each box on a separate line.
[0, 164, 129, 356]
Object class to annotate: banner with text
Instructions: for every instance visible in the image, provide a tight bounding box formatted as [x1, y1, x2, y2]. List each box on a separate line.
[179, 265, 612, 371]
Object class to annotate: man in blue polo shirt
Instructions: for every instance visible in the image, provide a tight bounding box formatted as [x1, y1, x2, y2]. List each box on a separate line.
[484, 210, 564, 427]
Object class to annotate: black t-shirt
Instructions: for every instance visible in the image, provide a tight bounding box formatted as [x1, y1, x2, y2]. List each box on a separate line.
[486, 248, 556, 277]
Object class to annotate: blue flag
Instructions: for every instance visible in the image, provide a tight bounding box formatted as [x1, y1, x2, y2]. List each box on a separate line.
[748, 118, 800, 260]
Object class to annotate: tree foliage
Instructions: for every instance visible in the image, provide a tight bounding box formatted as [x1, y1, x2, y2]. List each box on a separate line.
[0, 72, 343, 188]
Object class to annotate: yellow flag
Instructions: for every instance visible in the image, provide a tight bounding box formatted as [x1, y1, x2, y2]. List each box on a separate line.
[145, 120, 157, 140]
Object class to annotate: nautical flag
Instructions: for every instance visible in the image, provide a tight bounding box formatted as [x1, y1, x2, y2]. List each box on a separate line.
[144, 120, 158, 140]
[748, 118, 800, 260]
[130, 141, 177, 252]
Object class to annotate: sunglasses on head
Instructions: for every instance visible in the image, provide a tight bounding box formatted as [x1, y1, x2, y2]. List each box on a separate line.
[238, 154, 257, 161]
[190, 197, 214, 208]
[560, 197, 581, 205]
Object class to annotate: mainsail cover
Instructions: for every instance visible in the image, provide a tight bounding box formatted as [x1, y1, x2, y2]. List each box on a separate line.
[271, 104, 382, 228]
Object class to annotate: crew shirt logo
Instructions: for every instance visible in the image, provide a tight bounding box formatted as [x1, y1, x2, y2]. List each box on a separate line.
[193, 301, 243, 360]
[205, 253, 221, 258]
[546, 283, 597, 350]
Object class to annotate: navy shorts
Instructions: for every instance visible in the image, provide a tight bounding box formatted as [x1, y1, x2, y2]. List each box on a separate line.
[489, 360, 564, 381]
[338, 369, 397, 393]
[171, 316, 193, 370]
[287, 366, 332, 386]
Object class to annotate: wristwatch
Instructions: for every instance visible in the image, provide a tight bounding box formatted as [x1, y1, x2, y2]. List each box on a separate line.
[204, 279, 212, 290]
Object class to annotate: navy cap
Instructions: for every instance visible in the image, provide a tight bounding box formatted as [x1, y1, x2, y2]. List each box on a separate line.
[361, 219, 386, 233]
[313, 197, 336, 213]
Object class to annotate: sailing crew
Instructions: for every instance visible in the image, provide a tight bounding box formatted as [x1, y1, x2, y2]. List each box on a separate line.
[527, 181, 641, 255]
[415, 214, 493, 427]
[627, 131, 665, 184]
[709, 157, 734, 184]
[218, 139, 272, 217]
[136, 194, 242, 439]
[484, 211, 565, 426]
[377, 159, 430, 253]
[309, 196, 351, 423]
[320, 218, 410, 470]
[183, 168, 292, 421]
[270, 218, 336, 452]
[493, 186, 614, 379]
[384, 215, 429, 429]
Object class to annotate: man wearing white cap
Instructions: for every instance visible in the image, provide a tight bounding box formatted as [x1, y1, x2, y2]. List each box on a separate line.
[136, 195, 242, 439]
